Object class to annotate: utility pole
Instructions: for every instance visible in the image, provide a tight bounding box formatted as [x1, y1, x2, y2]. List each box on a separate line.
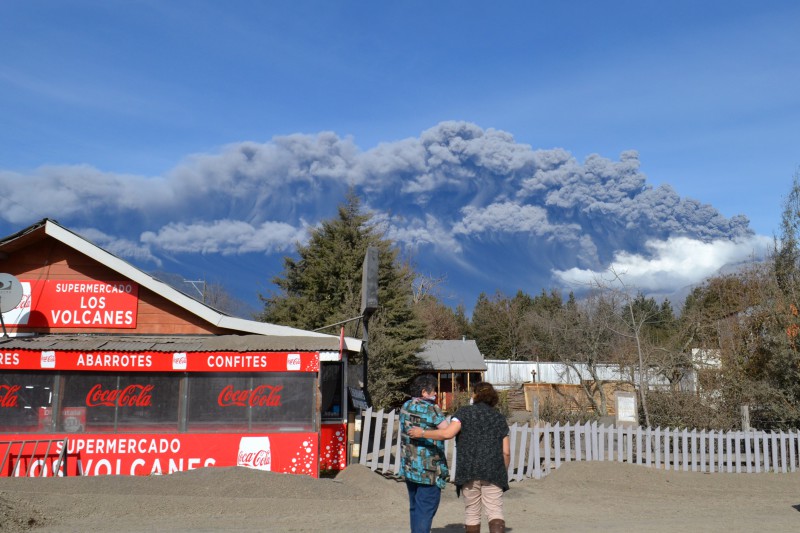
[360, 247, 379, 406]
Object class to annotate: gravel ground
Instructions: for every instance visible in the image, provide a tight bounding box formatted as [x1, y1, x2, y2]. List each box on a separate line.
[2, 461, 800, 532]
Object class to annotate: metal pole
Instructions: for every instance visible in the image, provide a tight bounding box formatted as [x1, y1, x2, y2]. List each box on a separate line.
[0, 295, 7, 337]
[362, 316, 371, 406]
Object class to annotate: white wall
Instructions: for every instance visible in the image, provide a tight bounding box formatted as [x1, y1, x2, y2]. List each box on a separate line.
[484, 359, 691, 391]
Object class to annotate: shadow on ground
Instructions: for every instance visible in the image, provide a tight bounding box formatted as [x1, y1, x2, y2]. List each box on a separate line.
[433, 524, 514, 532]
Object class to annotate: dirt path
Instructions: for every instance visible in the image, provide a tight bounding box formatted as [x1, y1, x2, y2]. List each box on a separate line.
[2, 462, 799, 532]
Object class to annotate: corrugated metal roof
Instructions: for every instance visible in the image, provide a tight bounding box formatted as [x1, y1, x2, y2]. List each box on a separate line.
[417, 339, 486, 371]
[0, 334, 343, 353]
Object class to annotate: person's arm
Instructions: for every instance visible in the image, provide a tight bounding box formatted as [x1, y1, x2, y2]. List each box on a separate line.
[408, 420, 461, 440]
[502, 435, 511, 467]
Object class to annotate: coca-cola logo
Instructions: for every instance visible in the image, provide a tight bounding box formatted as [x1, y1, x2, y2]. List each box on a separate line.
[237, 436, 271, 471]
[0, 384, 20, 407]
[287, 353, 301, 370]
[237, 448, 271, 468]
[41, 351, 56, 368]
[86, 384, 154, 407]
[172, 352, 187, 370]
[218, 384, 282, 407]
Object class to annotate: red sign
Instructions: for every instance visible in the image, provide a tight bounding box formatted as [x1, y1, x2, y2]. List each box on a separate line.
[0, 432, 319, 478]
[0, 350, 320, 373]
[4, 280, 139, 329]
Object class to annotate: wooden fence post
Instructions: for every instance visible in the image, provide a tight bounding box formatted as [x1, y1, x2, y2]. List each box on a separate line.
[359, 407, 372, 466]
[369, 409, 384, 471]
[753, 431, 761, 474]
[381, 409, 396, 474]
[531, 423, 542, 480]
[735, 431, 743, 474]
[554, 422, 562, 469]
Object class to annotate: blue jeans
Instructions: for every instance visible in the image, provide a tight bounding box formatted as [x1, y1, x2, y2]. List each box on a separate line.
[406, 481, 441, 533]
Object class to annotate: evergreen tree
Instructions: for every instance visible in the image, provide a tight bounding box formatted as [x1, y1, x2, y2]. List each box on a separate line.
[259, 191, 424, 408]
[470, 290, 537, 360]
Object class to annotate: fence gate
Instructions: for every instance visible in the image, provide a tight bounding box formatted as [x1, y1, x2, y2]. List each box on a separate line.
[0, 437, 69, 477]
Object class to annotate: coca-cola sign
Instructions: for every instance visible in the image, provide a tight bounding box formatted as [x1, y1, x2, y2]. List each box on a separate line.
[172, 352, 187, 370]
[0, 384, 20, 407]
[236, 437, 271, 471]
[86, 384, 154, 407]
[218, 384, 282, 407]
[40, 351, 56, 368]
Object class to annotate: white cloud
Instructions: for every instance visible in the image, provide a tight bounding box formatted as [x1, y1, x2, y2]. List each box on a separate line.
[140, 219, 308, 255]
[553, 235, 772, 291]
[0, 166, 173, 223]
[77, 227, 162, 266]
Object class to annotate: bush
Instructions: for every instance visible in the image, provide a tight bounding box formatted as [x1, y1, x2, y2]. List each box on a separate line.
[645, 391, 738, 431]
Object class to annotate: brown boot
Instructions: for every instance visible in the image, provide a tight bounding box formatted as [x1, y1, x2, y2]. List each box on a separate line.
[465, 525, 480, 533]
[488, 519, 505, 533]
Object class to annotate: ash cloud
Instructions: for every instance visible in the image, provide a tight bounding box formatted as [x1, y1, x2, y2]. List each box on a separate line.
[0, 121, 759, 299]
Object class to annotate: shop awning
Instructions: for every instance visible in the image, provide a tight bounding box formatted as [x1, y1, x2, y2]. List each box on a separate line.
[0, 333, 345, 353]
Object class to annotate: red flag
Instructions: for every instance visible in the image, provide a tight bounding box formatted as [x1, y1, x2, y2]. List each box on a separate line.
[339, 326, 345, 358]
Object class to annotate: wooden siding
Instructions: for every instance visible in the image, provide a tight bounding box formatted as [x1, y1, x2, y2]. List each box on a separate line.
[522, 382, 636, 415]
[2, 238, 227, 335]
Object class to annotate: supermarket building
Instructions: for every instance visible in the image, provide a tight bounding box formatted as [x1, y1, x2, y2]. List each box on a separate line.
[0, 219, 360, 478]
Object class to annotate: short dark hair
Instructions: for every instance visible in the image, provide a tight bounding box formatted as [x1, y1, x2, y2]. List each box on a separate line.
[410, 374, 437, 397]
[472, 382, 499, 407]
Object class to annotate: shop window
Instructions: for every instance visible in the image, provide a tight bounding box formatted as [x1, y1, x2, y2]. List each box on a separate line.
[186, 373, 315, 432]
[320, 363, 343, 421]
[116, 374, 180, 431]
[0, 372, 56, 433]
[60, 373, 180, 433]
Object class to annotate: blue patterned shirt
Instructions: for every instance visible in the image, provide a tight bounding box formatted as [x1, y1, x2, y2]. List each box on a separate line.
[399, 397, 448, 489]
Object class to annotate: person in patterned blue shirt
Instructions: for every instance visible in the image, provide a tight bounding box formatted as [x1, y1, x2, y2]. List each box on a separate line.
[399, 374, 451, 533]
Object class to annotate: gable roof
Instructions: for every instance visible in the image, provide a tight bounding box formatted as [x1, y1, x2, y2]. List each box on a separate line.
[0, 219, 361, 351]
[417, 339, 486, 371]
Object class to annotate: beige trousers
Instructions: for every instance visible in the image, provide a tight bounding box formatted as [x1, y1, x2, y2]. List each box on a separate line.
[461, 479, 504, 525]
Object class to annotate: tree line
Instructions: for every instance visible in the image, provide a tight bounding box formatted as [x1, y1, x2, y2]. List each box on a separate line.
[258, 178, 800, 432]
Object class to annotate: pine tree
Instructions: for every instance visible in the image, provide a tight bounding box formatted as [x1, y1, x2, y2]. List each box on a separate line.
[259, 191, 424, 408]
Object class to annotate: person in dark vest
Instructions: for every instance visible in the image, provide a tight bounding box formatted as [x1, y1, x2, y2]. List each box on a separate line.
[409, 382, 510, 533]
[399, 374, 451, 533]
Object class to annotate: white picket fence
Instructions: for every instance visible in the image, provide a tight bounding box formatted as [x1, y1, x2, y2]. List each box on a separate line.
[358, 407, 800, 481]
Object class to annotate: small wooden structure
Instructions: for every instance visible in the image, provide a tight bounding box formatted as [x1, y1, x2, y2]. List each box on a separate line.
[416, 339, 486, 409]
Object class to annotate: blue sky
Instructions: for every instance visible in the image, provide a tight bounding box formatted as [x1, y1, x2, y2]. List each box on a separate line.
[0, 1, 798, 313]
